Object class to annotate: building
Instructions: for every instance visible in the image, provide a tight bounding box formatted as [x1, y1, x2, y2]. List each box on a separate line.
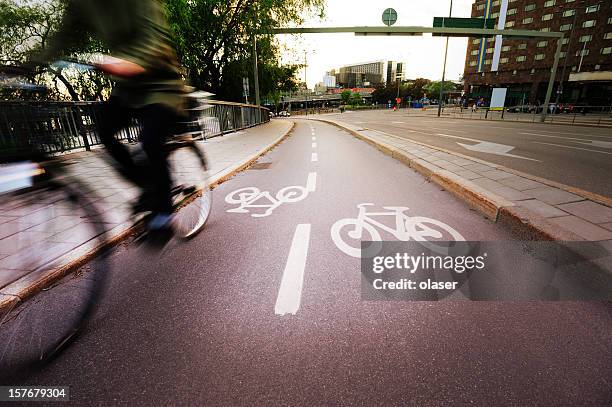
[331, 61, 406, 88]
[323, 73, 336, 88]
[463, 0, 612, 106]
[386, 61, 406, 84]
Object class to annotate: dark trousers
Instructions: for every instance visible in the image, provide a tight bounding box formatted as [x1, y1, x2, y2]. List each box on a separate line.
[97, 98, 175, 214]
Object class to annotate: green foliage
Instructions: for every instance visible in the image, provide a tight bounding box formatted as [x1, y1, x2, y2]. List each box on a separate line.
[371, 78, 432, 104]
[340, 90, 352, 105]
[349, 92, 363, 106]
[164, 0, 325, 101]
[423, 80, 459, 99]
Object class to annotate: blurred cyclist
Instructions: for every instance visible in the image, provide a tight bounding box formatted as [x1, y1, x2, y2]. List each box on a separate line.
[30, 0, 191, 244]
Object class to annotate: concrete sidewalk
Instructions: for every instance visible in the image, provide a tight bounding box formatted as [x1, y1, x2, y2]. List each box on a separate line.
[0, 120, 294, 307]
[313, 117, 612, 246]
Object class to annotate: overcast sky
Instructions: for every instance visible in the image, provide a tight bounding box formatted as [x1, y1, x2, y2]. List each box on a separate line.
[277, 0, 475, 87]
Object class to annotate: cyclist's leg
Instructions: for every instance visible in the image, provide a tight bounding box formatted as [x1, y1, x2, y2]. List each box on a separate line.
[97, 98, 142, 185]
[138, 104, 175, 222]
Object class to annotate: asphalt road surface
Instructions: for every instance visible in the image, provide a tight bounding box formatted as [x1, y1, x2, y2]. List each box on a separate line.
[13, 121, 612, 405]
[331, 110, 612, 198]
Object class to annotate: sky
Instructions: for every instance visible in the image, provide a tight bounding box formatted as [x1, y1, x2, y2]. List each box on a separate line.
[277, 0, 475, 88]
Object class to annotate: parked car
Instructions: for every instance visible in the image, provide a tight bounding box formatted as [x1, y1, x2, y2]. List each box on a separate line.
[278, 110, 291, 117]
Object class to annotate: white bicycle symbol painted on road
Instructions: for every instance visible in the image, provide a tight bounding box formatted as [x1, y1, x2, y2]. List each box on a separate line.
[225, 173, 316, 218]
[331, 204, 466, 258]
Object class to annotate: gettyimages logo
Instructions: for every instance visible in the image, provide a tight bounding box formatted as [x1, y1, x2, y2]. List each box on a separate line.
[372, 252, 488, 275]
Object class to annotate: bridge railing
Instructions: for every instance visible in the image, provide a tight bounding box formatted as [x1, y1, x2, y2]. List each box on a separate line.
[0, 100, 270, 155]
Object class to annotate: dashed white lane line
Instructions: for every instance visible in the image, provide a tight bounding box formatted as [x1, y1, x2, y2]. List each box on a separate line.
[311, 152, 318, 162]
[312, 142, 317, 148]
[274, 224, 311, 316]
[306, 172, 317, 192]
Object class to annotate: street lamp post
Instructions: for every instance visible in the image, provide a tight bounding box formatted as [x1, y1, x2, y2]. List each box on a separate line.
[438, 0, 453, 118]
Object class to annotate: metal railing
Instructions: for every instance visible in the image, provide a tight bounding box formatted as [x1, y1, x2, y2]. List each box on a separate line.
[0, 100, 270, 155]
[442, 105, 612, 127]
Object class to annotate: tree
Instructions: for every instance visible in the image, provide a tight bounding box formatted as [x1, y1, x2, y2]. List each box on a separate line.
[164, 0, 325, 101]
[340, 90, 352, 105]
[423, 80, 458, 101]
[371, 78, 432, 104]
[0, 0, 110, 101]
[350, 92, 363, 106]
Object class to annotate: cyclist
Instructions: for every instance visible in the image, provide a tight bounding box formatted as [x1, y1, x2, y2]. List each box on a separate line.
[28, 0, 192, 245]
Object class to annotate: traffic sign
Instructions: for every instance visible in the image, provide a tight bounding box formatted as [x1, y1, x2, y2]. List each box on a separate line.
[433, 17, 495, 36]
[382, 8, 398, 27]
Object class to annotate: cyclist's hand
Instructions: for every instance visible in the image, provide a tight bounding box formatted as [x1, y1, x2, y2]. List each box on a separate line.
[95, 56, 145, 78]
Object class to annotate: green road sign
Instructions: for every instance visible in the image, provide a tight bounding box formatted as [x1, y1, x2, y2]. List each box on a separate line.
[433, 17, 495, 36]
[382, 8, 397, 27]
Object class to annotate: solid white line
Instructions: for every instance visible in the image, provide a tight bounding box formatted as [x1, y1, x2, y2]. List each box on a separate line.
[311, 153, 318, 162]
[312, 142, 317, 148]
[532, 141, 612, 155]
[274, 224, 311, 316]
[437, 133, 482, 143]
[306, 172, 317, 192]
[520, 132, 612, 142]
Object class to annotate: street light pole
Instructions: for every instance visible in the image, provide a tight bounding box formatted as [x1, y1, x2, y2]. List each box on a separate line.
[438, 0, 453, 118]
[253, 35, 260, 106]
[304, 51, 308, 116]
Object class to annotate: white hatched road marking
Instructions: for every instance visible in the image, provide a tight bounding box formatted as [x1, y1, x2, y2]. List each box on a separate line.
[311, 153, 318, 162]
[312, 142, 317, 148]
[532, 141, 612, 155]
[274, 224, 311, 316]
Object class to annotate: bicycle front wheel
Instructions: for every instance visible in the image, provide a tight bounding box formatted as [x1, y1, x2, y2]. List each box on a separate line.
[168, 142, 213, 239]
[0, 176, 110, 379]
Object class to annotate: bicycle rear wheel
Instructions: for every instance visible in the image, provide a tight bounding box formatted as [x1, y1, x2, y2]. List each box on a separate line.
[0, 174, 110, 379]
[167, 142, 212, 239]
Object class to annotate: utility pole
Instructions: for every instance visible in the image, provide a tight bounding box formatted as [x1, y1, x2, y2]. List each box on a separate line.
[438, 0, 453, 117]
[304, 51, 308, 116]
[253, 35, 260, 106]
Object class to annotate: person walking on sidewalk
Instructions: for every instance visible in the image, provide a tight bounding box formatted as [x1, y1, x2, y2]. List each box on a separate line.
[30, 0, 192, 245]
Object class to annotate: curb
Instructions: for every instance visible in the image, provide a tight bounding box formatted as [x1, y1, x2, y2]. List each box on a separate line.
[312, 118, 598, 242]
[0, 121, 296, 314]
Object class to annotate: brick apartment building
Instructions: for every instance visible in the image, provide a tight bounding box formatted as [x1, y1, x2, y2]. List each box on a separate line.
[463, 0, 612, 106]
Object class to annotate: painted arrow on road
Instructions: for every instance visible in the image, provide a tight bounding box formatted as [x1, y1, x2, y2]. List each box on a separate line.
[437, 133, 541, 162]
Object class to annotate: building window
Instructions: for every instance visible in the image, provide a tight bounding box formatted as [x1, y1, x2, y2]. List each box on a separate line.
[576, 49, 589, 56]
[518, 43, 527, 49]
[540, 27, 551, 32]
[505, 21, 515, 27]
[585, 4, 600, 13]
[535, 54, 546, 60]
[560, 51, 567, 58]
[471, 49, 479, 55]
[484, 59, 492, 65]
[565, 0, 575, 2]
[530, 68, 536, 74]
[492, 0, 500, 6]
[512, 70, 518, 75]
[561, 38, 570, 44]
[469, 60, 478, 66]
[472, 39, 480, 45]
[477, 4, 485, 10]
[579, 34, 593, 42]
[560, 23, 573, 31]
[572, 65, 577, 71]
[604, 32, 612, 39]
[544, 0, 556, 6]
[502, 45, 511, 51]
[500, 57, 509, 64]
[516, 55, 527, 62]
[507, 8, 517, 15]
[602, 47, 612, 55]
[582, 20, 596, 28]
[486, 48, 494, 54]
[525, 4, 536, 11]
[523, 17, 534, 24]
[537, 41, 548, 47]
[608, 17, 612, 24]
[542, 14, 553, 21]
[595, 64, 600, 70]
[562, 9, 576, 17]
[491, 12, 499, 18]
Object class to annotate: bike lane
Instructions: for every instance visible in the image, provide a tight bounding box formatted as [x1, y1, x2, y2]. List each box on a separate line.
[23, 120, 612, 405]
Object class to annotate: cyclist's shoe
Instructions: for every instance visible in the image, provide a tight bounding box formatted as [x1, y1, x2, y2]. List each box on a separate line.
[142, 213, 175, 249]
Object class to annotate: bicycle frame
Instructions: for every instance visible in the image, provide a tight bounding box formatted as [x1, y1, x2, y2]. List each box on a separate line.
[353, 204, 412, 240]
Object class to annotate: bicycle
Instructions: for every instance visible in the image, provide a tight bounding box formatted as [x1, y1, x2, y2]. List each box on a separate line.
[331, 204, 466, 258]
[0, 62, 212, 378]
